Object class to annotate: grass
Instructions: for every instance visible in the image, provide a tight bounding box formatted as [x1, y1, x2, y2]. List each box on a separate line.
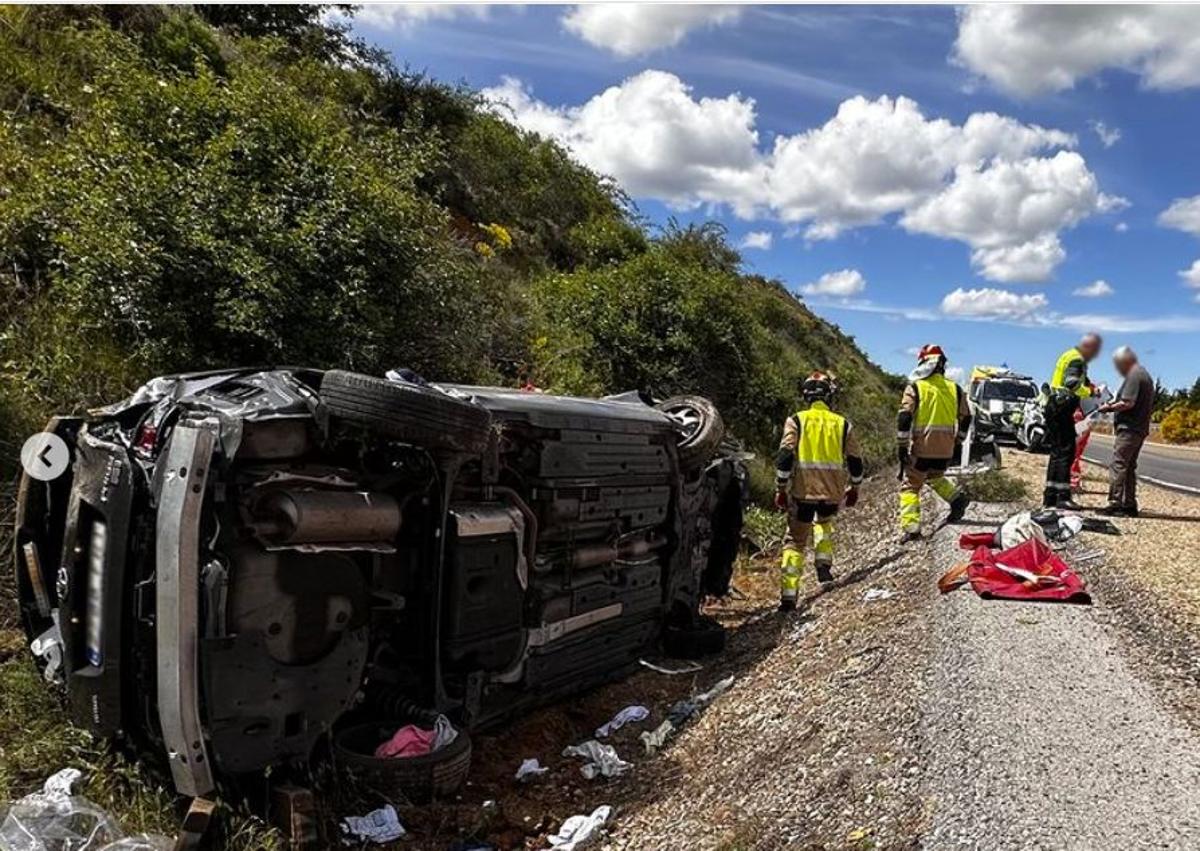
[960, 469, 1029, 503]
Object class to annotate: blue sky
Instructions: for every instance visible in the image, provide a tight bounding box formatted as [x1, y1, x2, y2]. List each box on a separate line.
[344, 4, 1200, 391]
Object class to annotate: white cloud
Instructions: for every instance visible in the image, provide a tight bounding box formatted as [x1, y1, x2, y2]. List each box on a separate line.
[968, 236, 1066, 284]
[487, 77, 1118, 281]
[739, 231, 773, 250]
[482, 72, 763, 214]
[955, 6, 1200, 96]
[940, 287, 1049, 320]
[1089, 120, 1122, 148]
[902, 153, 1123, 282]
[1073, 279, 1115, 298]
[1159, 195, 1200, 236]
[766, 96, 1076, 240]
[801, 269, 867, 298]
[945, 365, 966, 384]
[562, 4, 742, 56]
[1179, 260, 1200, 288]
[823, 297, 1200, 334]
[1115, 222, 1129, 233]
[349, 3, 488, 30]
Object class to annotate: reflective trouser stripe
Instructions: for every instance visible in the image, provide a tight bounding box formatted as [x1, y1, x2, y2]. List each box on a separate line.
[899, 491, 921, 532]
[899, 471, 960, 531]
[813, 520, 834, 565]
[780, 547, 804, 599]
[929, 476, 959, 502]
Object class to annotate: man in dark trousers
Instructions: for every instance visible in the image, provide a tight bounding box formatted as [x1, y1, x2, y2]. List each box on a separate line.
[1098, 346, 1154, 516]
[1043, 333, 1102, 508]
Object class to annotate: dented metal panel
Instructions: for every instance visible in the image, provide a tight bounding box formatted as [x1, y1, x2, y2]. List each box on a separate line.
[155, 420, 218, 797]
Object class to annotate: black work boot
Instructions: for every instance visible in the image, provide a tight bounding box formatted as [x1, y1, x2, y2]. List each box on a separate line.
[899, 530, 922, 544]
[947, 494, 971, 524]
[779, 596, 797, 612]
[815, 563, 834, 584]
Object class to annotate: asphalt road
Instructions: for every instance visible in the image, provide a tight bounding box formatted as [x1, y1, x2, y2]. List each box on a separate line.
[1083, 432, 1200, 494]
[922, 504, 1200, 849]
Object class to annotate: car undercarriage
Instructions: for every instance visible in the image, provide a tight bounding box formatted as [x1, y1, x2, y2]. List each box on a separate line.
[14, 368, 745, 799]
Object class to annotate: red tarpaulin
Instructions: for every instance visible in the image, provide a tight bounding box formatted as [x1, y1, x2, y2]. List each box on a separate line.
[938, 537, 1091, 604]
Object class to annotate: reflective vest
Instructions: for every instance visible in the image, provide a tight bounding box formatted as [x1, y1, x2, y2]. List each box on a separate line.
[1050, 347, 1091, 398]
[914, 374, 960, 437]
[794, 401, 846, 470]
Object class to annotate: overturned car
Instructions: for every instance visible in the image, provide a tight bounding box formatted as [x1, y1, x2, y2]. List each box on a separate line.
[14, 369, 744, 799]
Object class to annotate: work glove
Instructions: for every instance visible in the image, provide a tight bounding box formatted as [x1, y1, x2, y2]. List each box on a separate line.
[843, 486, 859, 508]
[896, 447, 909, 481]
[773, 489, 789, 512]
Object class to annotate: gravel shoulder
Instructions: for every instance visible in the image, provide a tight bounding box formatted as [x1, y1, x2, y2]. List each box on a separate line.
[921, 501, 1200, 850]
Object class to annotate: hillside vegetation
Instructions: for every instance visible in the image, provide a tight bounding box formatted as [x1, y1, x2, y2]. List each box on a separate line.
[0, 5, 900, 481]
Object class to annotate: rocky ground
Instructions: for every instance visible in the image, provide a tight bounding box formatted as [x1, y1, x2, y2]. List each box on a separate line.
[6, 451, 1200, 849]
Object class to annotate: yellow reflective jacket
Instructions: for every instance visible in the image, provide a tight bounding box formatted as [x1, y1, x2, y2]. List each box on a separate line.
[1050, 347, 1091, 398]
[900, 374, 966, 459]
[779, 401, 861, 501]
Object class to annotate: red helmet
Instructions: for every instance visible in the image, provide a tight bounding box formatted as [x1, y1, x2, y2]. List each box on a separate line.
[916, 344, 945, 362]
[801, 370, 836, 401]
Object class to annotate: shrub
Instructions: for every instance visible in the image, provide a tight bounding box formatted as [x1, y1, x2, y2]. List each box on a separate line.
[1160, 404, 1200, 444]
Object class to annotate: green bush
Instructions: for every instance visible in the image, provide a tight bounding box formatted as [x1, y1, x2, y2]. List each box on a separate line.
[1160, 404, 1200, 444]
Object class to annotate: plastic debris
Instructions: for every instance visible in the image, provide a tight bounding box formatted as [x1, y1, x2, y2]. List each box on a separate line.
[0, 768, 172, 851]
[862, 588, 894, 602]
[638, 658, 703, 675]
[595, 705, 649, 739]
[547, 805, 612, 851]
[640, 720, 674, 755]
[514, 758, 549, 783]
[30, 625, 64, 684]
[561, 741, 631, 780]
[339, 805, 405, 844]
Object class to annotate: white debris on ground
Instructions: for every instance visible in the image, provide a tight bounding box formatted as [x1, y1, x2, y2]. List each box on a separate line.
[339, 805, 405, 844]
[0, 768, 172, 851]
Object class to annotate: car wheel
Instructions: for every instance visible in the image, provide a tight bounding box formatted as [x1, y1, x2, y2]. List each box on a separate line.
[333, 722, 472, 804]
[656, 396, 725, 470]
[662, 613, 727, 659]
[319, 370, 492, 454]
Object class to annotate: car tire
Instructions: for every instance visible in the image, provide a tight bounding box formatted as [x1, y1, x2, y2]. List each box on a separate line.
[319, 370, 492, 454]
[333, 722, 472, 804]
[656, 396, 725, 470]
[662, 613, 726, 659]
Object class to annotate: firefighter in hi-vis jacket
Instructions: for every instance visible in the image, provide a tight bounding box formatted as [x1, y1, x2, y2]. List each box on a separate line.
[896, 344, 972, 542]
[774, 371, 864, 610]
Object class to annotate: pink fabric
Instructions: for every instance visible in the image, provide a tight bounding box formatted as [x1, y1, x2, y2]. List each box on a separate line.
[374, 724, 436, 758]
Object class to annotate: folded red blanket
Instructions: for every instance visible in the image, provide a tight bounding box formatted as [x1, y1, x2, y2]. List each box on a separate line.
[939, 538, 1090, 604]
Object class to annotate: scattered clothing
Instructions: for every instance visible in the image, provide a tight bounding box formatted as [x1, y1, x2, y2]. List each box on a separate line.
[515, 758, 548, 783]
[862, 588, 895, 602]
[340, 805, 405, 844]
[640, 721, 674, 755]
[939, 538, 1090, 604]
[374, 715, 457, 758]
[595, 705, 650, 739]
[960, 509, 1085, 552]
[547, 805, 612, 851]
[561, 741, 631, 780]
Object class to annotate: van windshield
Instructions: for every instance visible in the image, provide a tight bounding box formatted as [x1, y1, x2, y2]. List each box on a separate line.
[981, 380, 1036, 401]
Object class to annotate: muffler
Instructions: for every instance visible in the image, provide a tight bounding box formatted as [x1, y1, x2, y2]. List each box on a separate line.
[251, 489, 401, 545]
